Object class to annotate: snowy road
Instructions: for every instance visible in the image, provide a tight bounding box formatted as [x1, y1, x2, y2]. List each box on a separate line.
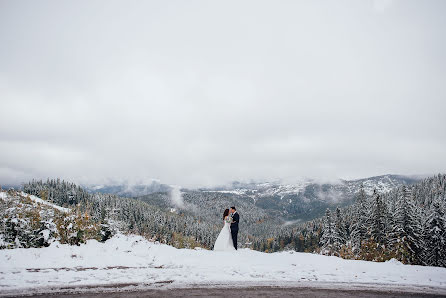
[1, 234, 446, 297]
[8, 286, 446, 298]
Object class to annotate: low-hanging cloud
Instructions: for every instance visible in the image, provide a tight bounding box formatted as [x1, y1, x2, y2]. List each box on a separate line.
[0, 1, 445, 188]
[169, 186, 184, 209]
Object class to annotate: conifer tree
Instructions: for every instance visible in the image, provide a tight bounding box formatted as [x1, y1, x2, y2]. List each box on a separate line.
[333, 207, 345, 254]
[422, 200, 446, 267]
[369, 190, 387, 245]
[320, 209, 334, 255]
[350, 184, 368, 253]
[391, 186, 422, 263]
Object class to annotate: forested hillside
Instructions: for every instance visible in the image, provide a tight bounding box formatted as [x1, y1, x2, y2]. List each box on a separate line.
[1, 174, 445, 268]
[254, 174, 446, 267]
[94, 175, 419, 221]
[19, 180, 216, 249]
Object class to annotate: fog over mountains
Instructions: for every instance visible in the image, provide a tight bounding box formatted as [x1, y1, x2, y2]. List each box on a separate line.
[0, 174, 425, 223]
[77, 174, 422, 222]
[82, 174, 420, 197]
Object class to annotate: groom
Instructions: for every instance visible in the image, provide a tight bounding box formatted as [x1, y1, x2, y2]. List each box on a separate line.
[230, 206, 239, 250]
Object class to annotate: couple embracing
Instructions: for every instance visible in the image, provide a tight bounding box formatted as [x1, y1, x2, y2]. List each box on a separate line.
[213, 206, 239, 251]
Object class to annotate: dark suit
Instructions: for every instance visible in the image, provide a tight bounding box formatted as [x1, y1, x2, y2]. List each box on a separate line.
[230, 212, 239, 250]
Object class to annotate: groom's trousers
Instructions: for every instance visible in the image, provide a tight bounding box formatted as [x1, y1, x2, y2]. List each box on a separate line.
[231, 229, 238, 250]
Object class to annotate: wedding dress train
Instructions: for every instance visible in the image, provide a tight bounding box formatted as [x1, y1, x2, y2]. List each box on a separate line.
[213, 220, 235, 251]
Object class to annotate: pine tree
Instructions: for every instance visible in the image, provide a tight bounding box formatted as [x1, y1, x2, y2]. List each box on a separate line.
[391, 186, 422, 264]
[422, 200, 446, 267]
[350, 184, 368, 253]
[333, 207, 345, 255]
[369, 190, 387, 245]
[320, 209, 334, 255]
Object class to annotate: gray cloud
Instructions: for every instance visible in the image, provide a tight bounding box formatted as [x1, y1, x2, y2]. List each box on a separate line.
[1, 0, 445, 187]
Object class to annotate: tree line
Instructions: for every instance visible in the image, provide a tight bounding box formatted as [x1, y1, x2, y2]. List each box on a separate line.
[252, 174, 446, 267]
[2, 175, 445, 268]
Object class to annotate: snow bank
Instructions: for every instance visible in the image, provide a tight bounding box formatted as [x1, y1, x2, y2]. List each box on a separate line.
[1, 234, 446, 295]
[20, 191, 70, 213]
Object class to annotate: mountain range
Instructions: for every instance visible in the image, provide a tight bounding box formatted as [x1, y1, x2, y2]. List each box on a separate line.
[83, 174, 420, 198]
[1, 174, 422, 223]
[117, 174, 422, 222]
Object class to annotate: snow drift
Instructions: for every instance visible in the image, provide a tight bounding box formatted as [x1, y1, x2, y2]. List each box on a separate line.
[1, 234, 446, 296]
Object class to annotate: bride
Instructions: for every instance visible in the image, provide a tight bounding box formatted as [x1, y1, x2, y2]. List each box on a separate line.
[213, 209, 235, 251]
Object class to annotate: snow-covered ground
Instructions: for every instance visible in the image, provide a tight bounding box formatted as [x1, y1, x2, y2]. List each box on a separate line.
[19, 191, 71, 213]
[1, 234, 446, 296]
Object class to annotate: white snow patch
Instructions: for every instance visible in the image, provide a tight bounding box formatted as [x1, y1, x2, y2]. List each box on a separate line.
[385, 258, 403, 265]
[41, 230, 50, 241]
[20, 191, 70, 213]
[1, 234, 445, 295]
[204, 190, 248, 195]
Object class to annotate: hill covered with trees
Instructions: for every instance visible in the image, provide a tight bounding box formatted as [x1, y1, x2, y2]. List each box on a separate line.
[1, 174, 445, 268]
[253, 174, 446, 267]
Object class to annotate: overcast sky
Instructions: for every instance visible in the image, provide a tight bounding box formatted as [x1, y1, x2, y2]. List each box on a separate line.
[1, 0, 445, 187]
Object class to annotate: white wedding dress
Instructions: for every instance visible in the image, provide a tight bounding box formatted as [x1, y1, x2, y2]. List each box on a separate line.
[213, 219, 235, 251]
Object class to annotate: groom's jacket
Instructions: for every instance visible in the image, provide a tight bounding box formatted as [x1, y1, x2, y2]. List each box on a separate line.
[231, 212, 239, 231]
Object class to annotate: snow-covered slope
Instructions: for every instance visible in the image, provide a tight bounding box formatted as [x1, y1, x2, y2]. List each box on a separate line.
[82, 175, 420, 199]
[202, 180, 312, 198]
[204, 175, 419, 198]
[19, 191, 70, 213]
[0, 190, 70, 249]
[0, 190, 114, 250]
[1, 234, 445, 296]
[83, 180, 172, 197]
[344, 174, 420, 196]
